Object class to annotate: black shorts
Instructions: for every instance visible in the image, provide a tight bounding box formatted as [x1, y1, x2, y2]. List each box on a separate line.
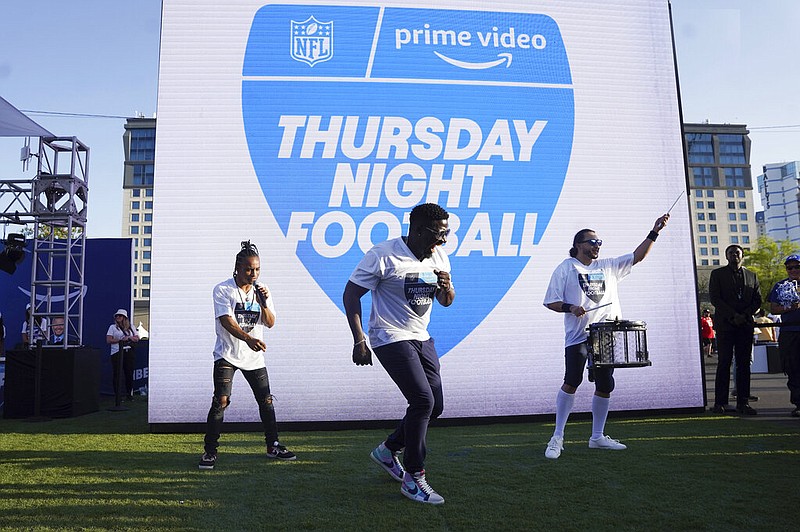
[564, 341, 615, 394]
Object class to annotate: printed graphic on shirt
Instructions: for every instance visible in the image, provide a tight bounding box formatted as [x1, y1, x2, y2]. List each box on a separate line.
[405, 271, 438, 316]
[234, 303, 260, 332]
[773, 279, 800, 308]
[578, 272, 605, 304]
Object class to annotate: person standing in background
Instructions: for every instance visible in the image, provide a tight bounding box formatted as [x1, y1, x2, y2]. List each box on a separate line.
[767, 254, 800, 417]
[708, 245, 760, 415]
[753, 309, 776, 343]
[700, 308, 715, 358]
[21, 304, 48, 348]
[106, 309, 139, 400]
[49, 316, 67, 346]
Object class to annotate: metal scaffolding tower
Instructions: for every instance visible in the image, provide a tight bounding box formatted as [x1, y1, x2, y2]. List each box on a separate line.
[0, 136, 89, 347]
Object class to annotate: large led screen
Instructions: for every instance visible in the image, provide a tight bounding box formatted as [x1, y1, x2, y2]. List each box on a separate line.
[151, 0, 700, 425]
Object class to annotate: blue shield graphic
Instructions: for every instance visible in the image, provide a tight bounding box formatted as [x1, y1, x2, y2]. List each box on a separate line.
[290, 16, 333, 66]
[243, 6, 574, 356]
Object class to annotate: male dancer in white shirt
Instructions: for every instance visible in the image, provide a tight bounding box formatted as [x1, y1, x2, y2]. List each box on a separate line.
[343, 203, 454, 505]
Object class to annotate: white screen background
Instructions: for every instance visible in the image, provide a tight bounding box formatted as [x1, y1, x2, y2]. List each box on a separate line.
[150, 0, 701, 425]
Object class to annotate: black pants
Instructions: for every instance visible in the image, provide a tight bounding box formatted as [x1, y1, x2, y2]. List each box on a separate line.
[374, 339, 443, 474]
[778, 330, 800, 408]
[203, 358, 278, 455]
[111, 348, 136, 398]
[714, 328, 752, 407]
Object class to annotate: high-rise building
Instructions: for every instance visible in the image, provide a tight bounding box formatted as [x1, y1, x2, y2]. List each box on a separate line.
[757, 162, 800, 243]
[121, 116, 155, 329]
[755, 210, 767, 239]
[684, 123, 757, 267]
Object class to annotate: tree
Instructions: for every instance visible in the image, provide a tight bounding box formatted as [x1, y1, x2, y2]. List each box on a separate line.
[22, 224, 83, 240]
[744, 236, 799, 312]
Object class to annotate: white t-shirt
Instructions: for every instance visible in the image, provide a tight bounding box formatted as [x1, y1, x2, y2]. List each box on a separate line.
[543, 253, 634, 347]
[106, 323, 137, 355]
[22, 317, 49, 345]
[349, 237, 451, 348]
[213, 277, 277, 371]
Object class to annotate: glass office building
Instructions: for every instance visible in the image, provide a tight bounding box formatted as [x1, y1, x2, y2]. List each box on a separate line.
[684, 123, 756, 267]
[122, 117, 156, 329]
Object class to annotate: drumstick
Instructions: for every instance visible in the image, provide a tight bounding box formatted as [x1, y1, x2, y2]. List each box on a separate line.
[666, 191, 685, 215]
[586, 302, 612, 312]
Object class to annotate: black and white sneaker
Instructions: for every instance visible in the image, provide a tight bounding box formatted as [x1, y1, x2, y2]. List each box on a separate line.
[267, 441, 296, 461]
[198, 452, 216, 470]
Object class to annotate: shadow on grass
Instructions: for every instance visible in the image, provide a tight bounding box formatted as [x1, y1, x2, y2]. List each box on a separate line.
[1, 402, 799, 530]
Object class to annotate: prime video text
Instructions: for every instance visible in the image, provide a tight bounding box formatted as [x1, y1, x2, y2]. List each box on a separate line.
[395, 25, 547, 50]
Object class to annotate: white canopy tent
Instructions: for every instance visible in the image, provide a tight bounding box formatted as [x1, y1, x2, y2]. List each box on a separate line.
[0, 96, 52, 138]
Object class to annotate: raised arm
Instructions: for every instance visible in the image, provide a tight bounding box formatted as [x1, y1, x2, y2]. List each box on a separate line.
[633, 214, 669, 265]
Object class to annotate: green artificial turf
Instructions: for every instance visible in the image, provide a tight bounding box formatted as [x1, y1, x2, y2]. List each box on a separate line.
[1, 398, 798, 531]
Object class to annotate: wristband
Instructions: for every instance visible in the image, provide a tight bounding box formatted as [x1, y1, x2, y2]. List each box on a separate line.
[561, 303, 572, 313]
[647, 231, 659, 242]
[354, 338, 366, 346]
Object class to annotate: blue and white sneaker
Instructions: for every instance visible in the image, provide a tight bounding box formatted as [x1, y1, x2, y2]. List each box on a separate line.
[401, 470, 444, 505]
[370, 442, 405, 482]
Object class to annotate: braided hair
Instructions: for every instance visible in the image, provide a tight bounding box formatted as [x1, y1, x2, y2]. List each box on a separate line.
[234, 240, 259, 275]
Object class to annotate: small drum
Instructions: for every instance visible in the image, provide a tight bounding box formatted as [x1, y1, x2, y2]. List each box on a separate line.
[588, 319, 650, 368]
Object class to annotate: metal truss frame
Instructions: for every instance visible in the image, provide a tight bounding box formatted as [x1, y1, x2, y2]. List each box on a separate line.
[0, 136, 89, 348]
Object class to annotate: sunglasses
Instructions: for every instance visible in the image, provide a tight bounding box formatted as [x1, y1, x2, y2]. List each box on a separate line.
[787, 265, 800, 271]
[424, 226, 451, 240]
[578, 239, 603, 247]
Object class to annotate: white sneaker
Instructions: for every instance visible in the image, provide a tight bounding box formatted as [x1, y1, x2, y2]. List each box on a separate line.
[545, 435, 563, 459]
[588, 435, 627, 450]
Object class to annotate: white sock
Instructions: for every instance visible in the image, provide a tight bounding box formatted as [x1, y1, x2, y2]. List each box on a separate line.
[591, 395, 610, 439]
[553, 389, 575, 438]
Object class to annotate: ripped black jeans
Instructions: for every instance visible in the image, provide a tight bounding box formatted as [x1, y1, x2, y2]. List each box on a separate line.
[203, 358, 278, 455]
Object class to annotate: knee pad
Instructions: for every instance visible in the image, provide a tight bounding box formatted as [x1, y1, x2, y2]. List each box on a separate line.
[595, 377, 616, 395]
[564, 373, 584, 389]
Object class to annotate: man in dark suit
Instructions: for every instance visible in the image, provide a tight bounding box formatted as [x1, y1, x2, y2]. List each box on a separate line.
[709, 244, 761, 415]
[48, 316, 66, 346]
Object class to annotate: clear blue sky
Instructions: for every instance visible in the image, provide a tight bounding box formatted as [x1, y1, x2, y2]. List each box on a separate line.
[671, 0, 800, 209]
[1, 0, 798, 237]
[0, 0, 161, 238]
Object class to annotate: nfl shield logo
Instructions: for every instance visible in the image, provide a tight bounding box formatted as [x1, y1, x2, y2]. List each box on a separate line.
[291, 16, 333, 67]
